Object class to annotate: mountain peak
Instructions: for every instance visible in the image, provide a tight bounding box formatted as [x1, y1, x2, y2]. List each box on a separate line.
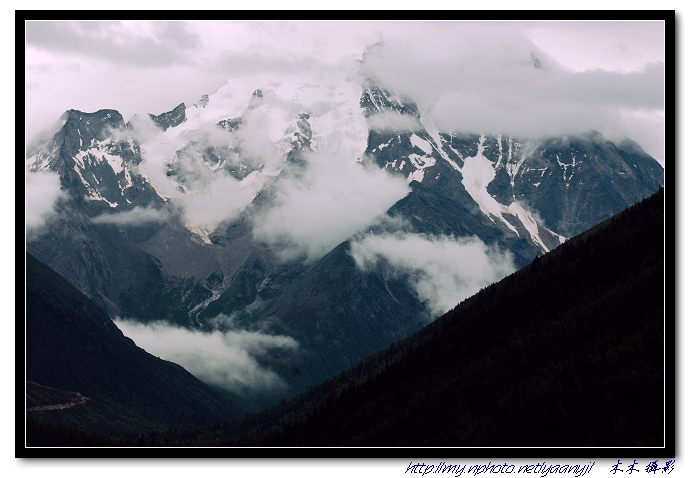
[149, 103, 186, 131]
[64, 109, 125, 135]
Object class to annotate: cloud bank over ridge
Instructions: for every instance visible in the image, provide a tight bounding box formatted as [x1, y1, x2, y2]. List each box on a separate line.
[350, 232, 516, 318]
[114, 318, 299, 395]
[252, 151, 411, 262]
[91, 206, 169, 225]
[25, 169, 63, 234]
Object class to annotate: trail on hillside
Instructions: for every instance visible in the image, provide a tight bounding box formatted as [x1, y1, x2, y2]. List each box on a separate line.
[26, 381, 90, 412]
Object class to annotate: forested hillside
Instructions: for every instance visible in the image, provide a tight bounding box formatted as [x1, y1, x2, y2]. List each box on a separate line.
[260, 188, 665, 447]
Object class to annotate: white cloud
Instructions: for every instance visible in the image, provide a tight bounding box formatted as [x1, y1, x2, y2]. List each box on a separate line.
[230, 104, 285, 169]
[523, 20, 665, 73]
[350, 232, 516, 318]
[91, 206, 169, 225]
[175, 173, 256, 233]
[252, 151, 411, 262]
[426, 64, 663, 159]
[117, 113, 162, 143]
[126, 114, 265, 234]
[25, 169, 63, 230]
[113, 318, 299, 395]
[366, 111, 424, 132]
[362, 31, 664, 163]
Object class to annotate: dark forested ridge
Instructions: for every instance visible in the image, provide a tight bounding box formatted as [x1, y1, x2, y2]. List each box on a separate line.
[142, 187, 664, 448]
[24, 253, 246, 443]
[261, 187, 665, 447]
[24, 188, 666, 449]
[262, 190, 669, 447]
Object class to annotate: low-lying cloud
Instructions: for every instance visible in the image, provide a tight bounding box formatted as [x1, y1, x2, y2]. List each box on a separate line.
[350, 232, 516, 318]
[253, 152, 411, 262]
[114, 318, 299, 395]
[25, 169, 63, 231]
[91, 205, 169, 225]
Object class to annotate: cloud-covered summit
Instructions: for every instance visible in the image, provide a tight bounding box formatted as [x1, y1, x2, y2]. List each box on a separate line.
[361, 29, 664, 163]
[26, 21, 664, 164]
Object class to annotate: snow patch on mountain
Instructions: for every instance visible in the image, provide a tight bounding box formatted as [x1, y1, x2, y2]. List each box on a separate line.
[408, 153, 435, 170]
[377, 140, 392, 150]
[507, 201, 549, 252]
[418, 109, 463, 173]
[410, 133, 433, 155]
[25, 150, 53, 171]
[505, 142, 528, 191]
[407, 168, 425, 183]
[73, 138, 125, 175]
[556, 152, 581, 185]
[459, 135, 518, 234]
[454, 135, 564, 252]
[69, 163, 118, 207]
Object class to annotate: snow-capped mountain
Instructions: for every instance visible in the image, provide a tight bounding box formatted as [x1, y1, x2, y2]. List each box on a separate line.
[26, 109, 160, 211]
[25, 68, 664, 402]
[360, 80, 663, 248]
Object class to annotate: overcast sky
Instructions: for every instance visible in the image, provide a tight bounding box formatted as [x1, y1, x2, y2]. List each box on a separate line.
[25, 20, 665, 164]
